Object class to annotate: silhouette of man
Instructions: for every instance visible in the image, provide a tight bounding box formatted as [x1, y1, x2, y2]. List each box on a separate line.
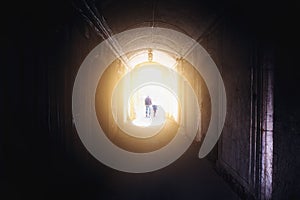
[145, 96, 152, 117]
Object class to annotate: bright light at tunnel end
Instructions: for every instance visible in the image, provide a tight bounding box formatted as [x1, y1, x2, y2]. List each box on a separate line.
[72, 27, 227, 173]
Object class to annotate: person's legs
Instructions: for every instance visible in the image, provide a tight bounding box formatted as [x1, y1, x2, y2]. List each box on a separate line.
[153, 106, 157, 117]
[145, 105, 150, 117]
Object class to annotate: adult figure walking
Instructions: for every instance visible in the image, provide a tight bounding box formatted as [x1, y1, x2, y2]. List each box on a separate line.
[145, 96, 152, 118]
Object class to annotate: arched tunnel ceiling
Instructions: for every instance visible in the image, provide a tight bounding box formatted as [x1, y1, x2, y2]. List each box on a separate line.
[93, 0, 219, 39]
[66, 0, 297, 47]
[7, 0, 298, 48]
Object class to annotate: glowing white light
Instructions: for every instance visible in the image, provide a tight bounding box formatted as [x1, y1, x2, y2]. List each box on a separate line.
[72, 27, 227, 173]
[128, 50, 177, 68]
[111, 64, 182, 138]
[153, 51, 177, 68]
[128, 84, 179, 124]
[128, 52, 148, 67]
[132, 118, 152, 127]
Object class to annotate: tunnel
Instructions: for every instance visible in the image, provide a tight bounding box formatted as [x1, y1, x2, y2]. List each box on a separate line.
[2, 0, 300, 199]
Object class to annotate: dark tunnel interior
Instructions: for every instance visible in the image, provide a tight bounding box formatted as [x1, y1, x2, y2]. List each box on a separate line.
[1, 0, 300, 199]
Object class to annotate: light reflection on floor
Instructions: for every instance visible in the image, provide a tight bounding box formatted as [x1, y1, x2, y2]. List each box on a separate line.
[131, 105, 165, 127]
[122, 105, 166, 138]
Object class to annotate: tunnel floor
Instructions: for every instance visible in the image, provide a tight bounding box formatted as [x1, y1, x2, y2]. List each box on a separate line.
[41, 142, 240, 200]
[2, 141, 240, 200]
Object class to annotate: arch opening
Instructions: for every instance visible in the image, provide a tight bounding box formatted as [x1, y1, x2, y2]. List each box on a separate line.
[129, 84, 179, 127]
